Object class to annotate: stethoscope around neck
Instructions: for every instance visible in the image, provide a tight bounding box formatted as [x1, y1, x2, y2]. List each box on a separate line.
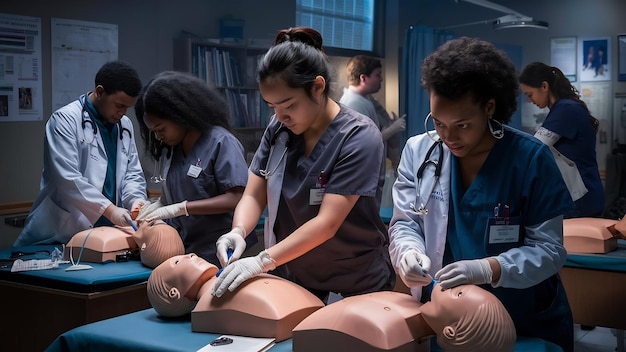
[259, 124, 293, 179]
[79, 93, 131, 144]
[411, 138, 444, 216]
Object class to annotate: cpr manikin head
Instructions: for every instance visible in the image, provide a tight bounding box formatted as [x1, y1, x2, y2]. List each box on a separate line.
[132, 221, 184, 268]
[147, 254, 218, 317]
[421, 283, 516, 352]
[292, 284, 515, 352]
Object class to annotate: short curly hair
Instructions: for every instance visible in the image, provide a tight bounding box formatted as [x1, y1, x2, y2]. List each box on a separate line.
[421, 37, 519, 124]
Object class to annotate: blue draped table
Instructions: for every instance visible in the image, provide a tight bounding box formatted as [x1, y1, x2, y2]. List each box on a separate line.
[0, 244, 153, 352]
[561, 240, 626, 333]
[46, 308, 563, 352]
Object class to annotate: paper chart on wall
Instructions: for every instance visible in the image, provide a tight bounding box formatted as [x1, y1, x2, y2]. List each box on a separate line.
[0, 13, 43, 122]
[50, 18, 117, 111]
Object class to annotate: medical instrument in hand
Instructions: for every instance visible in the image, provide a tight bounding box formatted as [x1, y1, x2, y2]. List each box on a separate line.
[129, 220, 138, 231]
[216, 248, 234, 277]
[410, 139, 443, 216]
[260, 124, 292, 179]
[79, 94, 131, 144]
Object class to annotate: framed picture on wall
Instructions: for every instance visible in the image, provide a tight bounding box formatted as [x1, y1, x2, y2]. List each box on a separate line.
[579, 37, 611, 82]
[618, 34, 626, 81]
[551, 37, 577, 82]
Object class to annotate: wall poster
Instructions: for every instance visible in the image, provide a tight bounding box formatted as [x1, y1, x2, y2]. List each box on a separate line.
[579, 37, 611, 82]
[0, 13, 43, 122]
[551, 37, 577, 82]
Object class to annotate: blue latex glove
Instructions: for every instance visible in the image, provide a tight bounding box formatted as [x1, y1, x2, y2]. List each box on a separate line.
[211, 250, 276, 297]
[435, 258, 493, 290]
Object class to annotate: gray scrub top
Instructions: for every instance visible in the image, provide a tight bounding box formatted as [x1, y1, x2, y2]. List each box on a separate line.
[250, 106, 393, 296]
[163, 126, 248, 266]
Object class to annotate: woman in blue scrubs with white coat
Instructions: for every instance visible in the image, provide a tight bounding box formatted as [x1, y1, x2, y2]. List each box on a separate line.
[211, 27, 395, 301]
[389, 37, 575, 351]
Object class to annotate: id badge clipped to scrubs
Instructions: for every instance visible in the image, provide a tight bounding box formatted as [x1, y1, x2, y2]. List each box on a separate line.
[187, 159, 202, 178]
[309, 171, 326, 206]
[485, 204, 522, 255]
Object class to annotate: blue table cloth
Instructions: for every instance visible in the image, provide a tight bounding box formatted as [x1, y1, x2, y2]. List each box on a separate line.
[46, 308, 563, 352]
[565, 239, 626, 272]
[0, 244, 152, 292]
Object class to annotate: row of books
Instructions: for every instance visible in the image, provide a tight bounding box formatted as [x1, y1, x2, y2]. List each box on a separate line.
[192, 44, 264, 88]
[225, 90, 273, 128]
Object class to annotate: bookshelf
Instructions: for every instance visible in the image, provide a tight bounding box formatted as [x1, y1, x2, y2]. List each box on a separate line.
[173, 37, 273, 161]
[173, 37, 274, 129]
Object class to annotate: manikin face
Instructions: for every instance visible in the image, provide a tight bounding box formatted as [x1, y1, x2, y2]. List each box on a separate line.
[421, 283, 516, 352]
[161, 254, 215, 297]
[91, 85, 137, 125]
[143, 112, 187, 146]
[421, 284, 482, 328]
[260, 76, 326, 136]
[520, 82, 551, 109]
[430, 92, 495, 159]
[133, 221, 184, 269]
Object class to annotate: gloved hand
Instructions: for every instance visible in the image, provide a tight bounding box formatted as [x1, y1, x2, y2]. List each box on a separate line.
[138, 201, 189, 222]
[131, 199, 149, 219]
[398, 250, 433, 288]
[103, 204, 134, 227]
[211, 250, 276, 297]
[216, 226, 247, 268]
[136, 199, 162, 221]
[435, 258, 493, 290]
[388, 112, 406, 134]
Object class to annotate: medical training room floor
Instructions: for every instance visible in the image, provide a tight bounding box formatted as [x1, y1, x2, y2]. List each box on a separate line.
[574, 324, 625, 352]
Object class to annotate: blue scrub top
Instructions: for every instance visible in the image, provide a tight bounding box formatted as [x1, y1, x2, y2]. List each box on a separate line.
[446, 126, 574, 352]
[542, 99, 604, 217]
[163, 127, 248, 266]
[250, 107, 394, 296]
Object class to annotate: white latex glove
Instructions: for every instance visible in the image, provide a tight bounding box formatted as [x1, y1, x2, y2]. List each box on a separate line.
[140, 201, 189, 222]
[136, 199, 163, 221]
[131, 199, 148, 218]
[435, 258, 493, 290]
[216, 226, 247, 268]
[103, 204, 134, 227]
[398, 250, 433, 288]
[211, 250, 276, 297]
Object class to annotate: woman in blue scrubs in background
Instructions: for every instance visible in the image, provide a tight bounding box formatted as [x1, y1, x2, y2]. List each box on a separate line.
[211, 26, 394, 301]
[135, 71, 250, 266]
[388, 37, 574, 351]
[519, 62, 604, 218]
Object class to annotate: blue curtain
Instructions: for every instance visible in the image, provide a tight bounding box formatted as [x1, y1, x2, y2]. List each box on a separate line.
[400, 26, 455, 139]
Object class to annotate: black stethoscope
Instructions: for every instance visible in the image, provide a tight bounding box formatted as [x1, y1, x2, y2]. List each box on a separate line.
[80, 93, 131, 144]
[411, 139, 443, 216]
[260, 124, 293, 179]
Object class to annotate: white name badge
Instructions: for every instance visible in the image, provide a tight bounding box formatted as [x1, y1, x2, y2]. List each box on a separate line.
[488, 224, 520, 244]
[187, 164, 202, 178]
[309, 188, 325, 206]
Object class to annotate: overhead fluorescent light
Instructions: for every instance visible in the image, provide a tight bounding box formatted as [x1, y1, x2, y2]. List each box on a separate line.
[442, 0, 549, 31]
[492, 15, 548, 30]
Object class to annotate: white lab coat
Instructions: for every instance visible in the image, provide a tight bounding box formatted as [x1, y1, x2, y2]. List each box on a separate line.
[14, 95, 146, 246]
[389, 130, 568, 302]
[388, 132, 451, 301]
